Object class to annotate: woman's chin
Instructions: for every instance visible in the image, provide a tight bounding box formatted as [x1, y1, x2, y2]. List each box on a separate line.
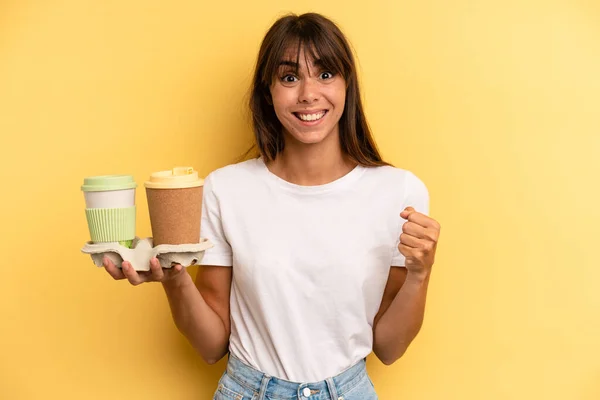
[285, 126, 337, 146]
[290, 133, 328, 145]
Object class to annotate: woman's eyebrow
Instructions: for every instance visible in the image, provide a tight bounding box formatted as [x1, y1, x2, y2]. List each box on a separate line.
[278, 59, 324, 68]
[278, 60, 298, 68]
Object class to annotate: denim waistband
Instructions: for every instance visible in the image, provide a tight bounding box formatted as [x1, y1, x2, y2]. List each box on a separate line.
[224, 353, 368, 399]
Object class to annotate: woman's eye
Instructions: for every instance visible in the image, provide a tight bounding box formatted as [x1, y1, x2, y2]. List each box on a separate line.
[320, 71, 334, 80]
[282, 75, 298, 83]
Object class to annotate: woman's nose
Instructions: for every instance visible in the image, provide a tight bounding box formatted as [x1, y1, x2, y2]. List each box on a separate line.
[297, 78, 320, 104]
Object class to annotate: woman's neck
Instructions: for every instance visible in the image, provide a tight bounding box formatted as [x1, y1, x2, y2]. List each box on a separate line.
[267, 136, 357, 186]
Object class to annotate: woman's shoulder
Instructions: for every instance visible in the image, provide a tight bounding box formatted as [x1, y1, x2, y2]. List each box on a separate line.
[365, 165, 429, 211]
[204, 158, 262, 190]
[365, 164, 427, 189]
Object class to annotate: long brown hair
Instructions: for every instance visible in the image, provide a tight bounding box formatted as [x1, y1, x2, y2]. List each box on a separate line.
[246, 13, 389, 167]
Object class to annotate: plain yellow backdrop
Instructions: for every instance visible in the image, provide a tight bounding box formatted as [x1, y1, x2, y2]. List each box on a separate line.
[1, 1, 599, 399]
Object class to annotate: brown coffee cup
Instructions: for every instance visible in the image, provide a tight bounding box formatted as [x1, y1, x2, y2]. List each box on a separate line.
[144, 167, 204, 246]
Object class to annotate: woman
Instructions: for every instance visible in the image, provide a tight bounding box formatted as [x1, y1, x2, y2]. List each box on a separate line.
[103, 12, 441, 400]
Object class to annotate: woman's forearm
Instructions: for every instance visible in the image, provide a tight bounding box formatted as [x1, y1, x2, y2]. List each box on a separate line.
[373, 271, 430, 365]
[162, 273, 229, 364]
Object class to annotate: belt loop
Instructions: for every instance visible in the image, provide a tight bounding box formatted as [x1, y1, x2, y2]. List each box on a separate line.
[257, 374, 271, 400]
[325, 377, 339, 400]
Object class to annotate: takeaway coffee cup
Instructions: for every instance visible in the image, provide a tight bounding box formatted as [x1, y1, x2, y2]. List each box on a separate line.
[144, 167, 204, 246]
[81, 175, 137, 248]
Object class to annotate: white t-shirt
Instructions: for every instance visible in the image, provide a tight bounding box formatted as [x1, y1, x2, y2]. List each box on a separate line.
[199, 157, 429, 382]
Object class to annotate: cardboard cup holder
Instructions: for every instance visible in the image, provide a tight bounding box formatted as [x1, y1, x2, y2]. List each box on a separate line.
[81, 237, 214, 271]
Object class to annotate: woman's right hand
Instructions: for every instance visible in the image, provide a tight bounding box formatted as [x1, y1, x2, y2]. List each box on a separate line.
[102, 256, 187, 285]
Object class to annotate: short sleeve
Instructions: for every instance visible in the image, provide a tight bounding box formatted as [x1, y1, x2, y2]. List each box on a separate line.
[199, 173, 233, 266]
[391, 171, 430, 267]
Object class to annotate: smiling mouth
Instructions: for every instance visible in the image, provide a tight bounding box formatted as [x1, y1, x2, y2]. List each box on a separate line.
[293, 110, 328, 122]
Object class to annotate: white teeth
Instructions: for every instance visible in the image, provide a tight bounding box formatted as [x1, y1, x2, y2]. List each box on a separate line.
[298, 111, 326, 121]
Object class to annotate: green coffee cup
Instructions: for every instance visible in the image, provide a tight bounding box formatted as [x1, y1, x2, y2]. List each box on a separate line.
[81, 175, 137, 248]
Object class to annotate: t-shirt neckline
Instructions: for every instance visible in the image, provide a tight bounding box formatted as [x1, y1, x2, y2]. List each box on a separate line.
[255, 157, 365, 195]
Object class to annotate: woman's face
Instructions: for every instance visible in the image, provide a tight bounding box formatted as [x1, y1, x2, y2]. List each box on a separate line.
[269, 46, 346, 146]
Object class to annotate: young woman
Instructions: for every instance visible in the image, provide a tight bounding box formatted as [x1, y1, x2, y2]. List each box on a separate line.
[103, 12, 441, 400]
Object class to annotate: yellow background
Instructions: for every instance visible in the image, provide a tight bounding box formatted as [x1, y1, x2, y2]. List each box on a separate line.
[1, 1, 598, 399]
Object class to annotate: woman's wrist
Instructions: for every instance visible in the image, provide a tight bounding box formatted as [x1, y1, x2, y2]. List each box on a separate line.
[161, 269, 193, 290]
[405, 269, 431, 285]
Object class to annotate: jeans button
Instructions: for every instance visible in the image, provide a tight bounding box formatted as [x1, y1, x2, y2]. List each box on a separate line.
[303, 387, 311, 397]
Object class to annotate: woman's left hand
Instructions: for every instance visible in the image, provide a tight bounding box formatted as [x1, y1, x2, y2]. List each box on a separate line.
[398, 207, 441, 279]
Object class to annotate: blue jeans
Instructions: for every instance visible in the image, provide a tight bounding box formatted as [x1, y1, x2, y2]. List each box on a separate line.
[213, 353, 378, 400]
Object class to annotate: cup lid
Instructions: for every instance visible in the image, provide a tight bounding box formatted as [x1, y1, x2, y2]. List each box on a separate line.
[81, 175, 137, 192]
[144, 167, 204, 189]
